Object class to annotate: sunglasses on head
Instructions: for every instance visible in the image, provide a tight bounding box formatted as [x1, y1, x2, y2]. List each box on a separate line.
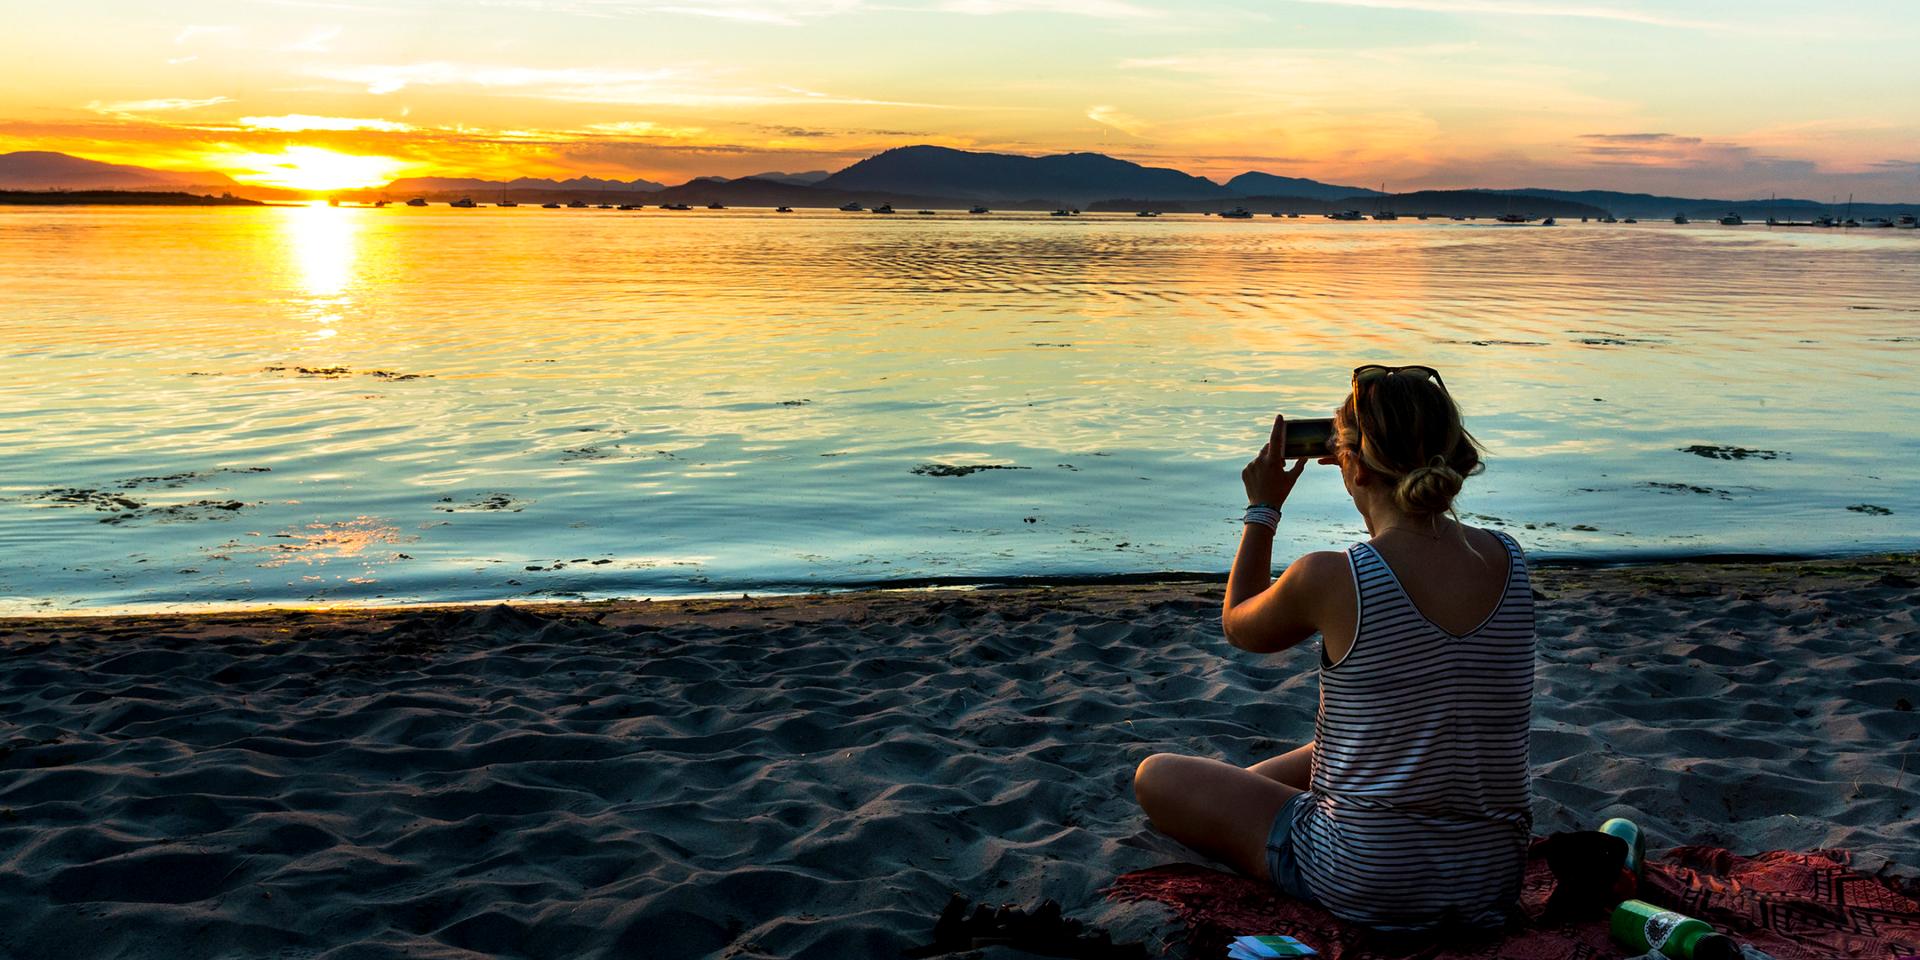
[1352, 364, 1447, 392]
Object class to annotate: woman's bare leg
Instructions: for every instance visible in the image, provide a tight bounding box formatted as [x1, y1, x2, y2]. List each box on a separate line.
[1247, 741, 1314, 790]
[1133, 753, 1302, 882]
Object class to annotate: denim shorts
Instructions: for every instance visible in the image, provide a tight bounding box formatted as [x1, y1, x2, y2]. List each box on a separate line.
[1265, 792, 1315, 902]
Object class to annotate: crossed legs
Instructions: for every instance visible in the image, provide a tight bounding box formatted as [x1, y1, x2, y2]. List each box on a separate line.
[1131, 742, 1314, 883]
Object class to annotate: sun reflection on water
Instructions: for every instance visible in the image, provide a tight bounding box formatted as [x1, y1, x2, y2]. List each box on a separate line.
[279, 203, 365, 342]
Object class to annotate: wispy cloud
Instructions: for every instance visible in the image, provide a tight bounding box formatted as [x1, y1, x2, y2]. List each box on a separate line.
[483, 0, 1161, 22]
[927, 0, 1162, 17]
[283, 26, 343, 53]
[645, 0, 863, 24]
[239, 114, 415, 133]
[581, 120, 709, 138]
[90, 97, 234, 114]
[1086, 104, 1150, 137]
[312, 62, 680, 95]
[309, 60, 975, 108]
[173, 25, 237, 44]
[1273, 0, 1724, 30]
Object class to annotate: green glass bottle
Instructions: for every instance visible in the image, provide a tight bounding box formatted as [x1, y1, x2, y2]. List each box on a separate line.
[1599, 817, 1645, 876]
[1609, 900, 1738, 960]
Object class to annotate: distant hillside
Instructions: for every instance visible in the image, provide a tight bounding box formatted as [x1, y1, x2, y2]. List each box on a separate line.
[738, 170, 831, 186]
[1091, 190, 1609, 218]
[0, 189, 261, 206]
[1498, 188, 1916, 220]
[1224, 172, 1381, 201]
[383, 174, 664, 195]
[647, 176, 968, 209]
[819, 145, 1231, 206]
[0, 151, 236, 191]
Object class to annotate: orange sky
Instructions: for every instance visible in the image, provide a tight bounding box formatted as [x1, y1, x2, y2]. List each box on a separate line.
[3, 1, 1916, 199]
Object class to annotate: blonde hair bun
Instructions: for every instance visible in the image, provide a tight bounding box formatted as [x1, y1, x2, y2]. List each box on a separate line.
[1392, 456, 1466, 516]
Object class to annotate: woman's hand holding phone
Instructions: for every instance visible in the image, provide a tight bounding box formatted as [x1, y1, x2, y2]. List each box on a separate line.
[1242, 414, 1310, 508]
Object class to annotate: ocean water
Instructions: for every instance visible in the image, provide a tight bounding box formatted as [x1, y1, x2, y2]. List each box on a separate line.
[1, 205, 1915, 613]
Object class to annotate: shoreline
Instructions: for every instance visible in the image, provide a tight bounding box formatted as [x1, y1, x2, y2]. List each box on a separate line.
[2, 552, 1915, 958]
[5, 550, 1915, 622]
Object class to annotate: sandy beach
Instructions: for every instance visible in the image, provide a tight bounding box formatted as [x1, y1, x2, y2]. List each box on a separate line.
[2, 553, 1916, 959]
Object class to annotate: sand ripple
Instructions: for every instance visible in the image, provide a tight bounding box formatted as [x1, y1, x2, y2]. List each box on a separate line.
[2, 556, 1917, 957]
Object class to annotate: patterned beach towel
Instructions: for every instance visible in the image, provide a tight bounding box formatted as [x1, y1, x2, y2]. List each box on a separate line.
[1105, 841, 1920, 959]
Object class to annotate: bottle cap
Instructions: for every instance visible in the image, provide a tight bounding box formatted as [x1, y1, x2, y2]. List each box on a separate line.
[1694, 933, 1740, 960]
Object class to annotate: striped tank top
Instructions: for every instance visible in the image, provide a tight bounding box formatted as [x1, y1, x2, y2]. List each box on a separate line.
[1288, 530, 1535, 931]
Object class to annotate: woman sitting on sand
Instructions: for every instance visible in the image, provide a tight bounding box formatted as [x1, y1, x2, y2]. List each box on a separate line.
[1133, 364, 1534, 932]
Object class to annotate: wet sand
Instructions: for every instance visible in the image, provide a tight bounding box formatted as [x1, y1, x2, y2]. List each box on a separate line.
[2, 554, 1916, 958]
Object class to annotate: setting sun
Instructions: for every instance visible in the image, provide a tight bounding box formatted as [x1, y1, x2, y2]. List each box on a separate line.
[216, 146, 409, 192]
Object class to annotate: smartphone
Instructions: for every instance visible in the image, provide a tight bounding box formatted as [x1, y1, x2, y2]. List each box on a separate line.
[1280, 417, 1335, 460]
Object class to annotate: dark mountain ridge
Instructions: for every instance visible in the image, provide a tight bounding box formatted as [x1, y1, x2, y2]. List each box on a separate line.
[0, 151, 236, 190]
[9, 148, 1915, 216]
[819, 145, 1232, 205]
[1223, 171, 1381, 200]
[1090, 190, 1610, 219]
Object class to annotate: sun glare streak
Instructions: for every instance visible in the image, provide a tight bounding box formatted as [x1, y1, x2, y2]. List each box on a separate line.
[278, 203, 364, 346]
[218, 146, 410, 191]
[284, 204, 362, 298]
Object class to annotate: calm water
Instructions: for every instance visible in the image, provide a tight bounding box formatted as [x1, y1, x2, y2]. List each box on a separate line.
[1, 205, 1915, 613]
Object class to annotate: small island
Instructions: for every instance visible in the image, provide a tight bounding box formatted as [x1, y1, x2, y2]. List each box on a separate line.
[0, 190, 263, 206]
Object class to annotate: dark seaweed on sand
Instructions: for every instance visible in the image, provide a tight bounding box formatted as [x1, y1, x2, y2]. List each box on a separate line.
[904, 894, 1148, 959]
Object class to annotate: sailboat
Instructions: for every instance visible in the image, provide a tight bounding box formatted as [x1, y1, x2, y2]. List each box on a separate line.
[1371, 183, 1397, 220]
